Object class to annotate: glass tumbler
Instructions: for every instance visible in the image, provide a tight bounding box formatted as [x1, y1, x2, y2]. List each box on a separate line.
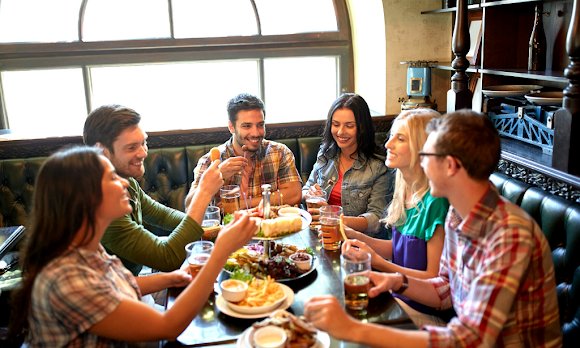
[341, 251, 371, 311]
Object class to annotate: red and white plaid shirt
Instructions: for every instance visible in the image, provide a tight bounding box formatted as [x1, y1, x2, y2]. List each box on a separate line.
[192, 138, 301, 204]
[426, 185, 562, 347]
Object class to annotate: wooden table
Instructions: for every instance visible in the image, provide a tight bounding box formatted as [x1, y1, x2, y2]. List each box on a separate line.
[164, 227, 415, 347]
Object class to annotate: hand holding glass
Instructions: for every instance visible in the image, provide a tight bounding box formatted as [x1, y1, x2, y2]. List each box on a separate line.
[185, 241, 214, 278]
[306, 189, 327, 210]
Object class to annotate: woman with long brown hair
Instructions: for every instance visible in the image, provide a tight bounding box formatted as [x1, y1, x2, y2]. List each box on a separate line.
[9, 146, 258, 347]
[303, 93, 390, 236]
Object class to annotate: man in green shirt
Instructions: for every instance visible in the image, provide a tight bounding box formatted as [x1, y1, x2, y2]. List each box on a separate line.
[83, 104, 223, 275]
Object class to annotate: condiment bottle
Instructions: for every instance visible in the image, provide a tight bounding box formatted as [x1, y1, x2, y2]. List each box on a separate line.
[261, 184, 272, 219]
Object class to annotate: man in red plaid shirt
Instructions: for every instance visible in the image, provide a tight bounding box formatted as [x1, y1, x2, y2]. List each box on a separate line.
[186, 93, 302, 210]
[304, 110, 561, 348]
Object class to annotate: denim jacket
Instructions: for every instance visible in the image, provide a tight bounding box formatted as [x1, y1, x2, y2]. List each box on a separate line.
[303, 149, 392, 235]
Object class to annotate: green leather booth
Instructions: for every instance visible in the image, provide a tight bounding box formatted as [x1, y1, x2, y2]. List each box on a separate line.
[0, 135, 392, 226]
[490, 172, 580, 347]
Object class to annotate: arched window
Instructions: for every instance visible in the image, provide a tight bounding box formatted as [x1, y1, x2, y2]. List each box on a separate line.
[0, 0, 352, 136]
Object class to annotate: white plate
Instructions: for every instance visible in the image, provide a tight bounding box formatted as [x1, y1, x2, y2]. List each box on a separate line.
[525, 91, 563, 105]
[216, 283, 294, 319]
[253, 209, 312, 241]
[226, 285, 287, 314]
[482, 85, 543, 97]
[237, 326, 330, 348]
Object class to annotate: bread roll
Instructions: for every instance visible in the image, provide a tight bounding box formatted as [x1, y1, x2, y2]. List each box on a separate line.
[261, 216, 302, 237]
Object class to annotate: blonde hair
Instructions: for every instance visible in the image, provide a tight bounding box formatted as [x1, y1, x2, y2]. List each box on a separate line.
[384, 109, 441, 227]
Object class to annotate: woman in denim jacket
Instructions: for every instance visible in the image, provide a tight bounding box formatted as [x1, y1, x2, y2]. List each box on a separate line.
[303, 93, 391, 236]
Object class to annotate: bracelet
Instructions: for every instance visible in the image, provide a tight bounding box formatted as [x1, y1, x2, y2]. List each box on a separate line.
[392, 272, 408, 294]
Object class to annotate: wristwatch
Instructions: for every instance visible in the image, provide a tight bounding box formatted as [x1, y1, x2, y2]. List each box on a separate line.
[393, 272, 408, 294]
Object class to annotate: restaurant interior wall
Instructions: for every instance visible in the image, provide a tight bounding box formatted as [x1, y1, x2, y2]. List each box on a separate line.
[383, 0, 452, 115]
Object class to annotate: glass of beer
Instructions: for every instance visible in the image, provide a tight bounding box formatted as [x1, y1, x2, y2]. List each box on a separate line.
[305, 190, 327, 210]
[341, 251, 371, 311]
[319, 205, 342, 251]
[220, 185, 241, 214]
[185, 241, 214, 278]
[201, 205, 221, 241]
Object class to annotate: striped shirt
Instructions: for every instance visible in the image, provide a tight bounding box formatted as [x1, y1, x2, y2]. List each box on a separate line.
[425, 185, 562, 347]
[192, 138, 301, 204]
[28, 245, 140, 347]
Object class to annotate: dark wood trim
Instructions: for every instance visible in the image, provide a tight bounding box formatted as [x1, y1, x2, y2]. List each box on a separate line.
[0, 116, 395, 160]
[497, 158, 580, 203]
[481, 0, 544, 8]
[553, 0, 580, 175]
[421, 3, 481, 14]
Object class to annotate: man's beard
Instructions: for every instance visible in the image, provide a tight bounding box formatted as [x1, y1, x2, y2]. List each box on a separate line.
[236, 136, 262, 152]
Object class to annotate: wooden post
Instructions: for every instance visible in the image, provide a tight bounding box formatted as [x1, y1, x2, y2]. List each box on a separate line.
[447, 0, 473, 111]
[553, 0, 580, 175]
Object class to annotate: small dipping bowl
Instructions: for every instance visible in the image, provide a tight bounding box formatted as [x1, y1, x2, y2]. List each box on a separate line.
[277, 206, 301, 217]
[220, 279, 248, 303]
[253, 325, 287, 348]
[289, 252, 313, 271]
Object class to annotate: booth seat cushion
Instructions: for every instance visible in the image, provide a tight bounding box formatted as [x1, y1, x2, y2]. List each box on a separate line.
[139, 147, 189, 212]
[489, 172, 530, 205]
[0, 157, 45, 227]
[490, 172, 580, 347]
[298, 137, 323, 183]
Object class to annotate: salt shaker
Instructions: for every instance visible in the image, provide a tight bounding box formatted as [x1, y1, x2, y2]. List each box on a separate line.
[261, 184, 272, 219]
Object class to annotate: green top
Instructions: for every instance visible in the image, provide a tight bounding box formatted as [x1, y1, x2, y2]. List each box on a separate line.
[101, 178, 203, 275]
[396, 191, 448, 242]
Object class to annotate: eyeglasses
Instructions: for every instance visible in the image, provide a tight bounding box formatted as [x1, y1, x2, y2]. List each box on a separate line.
[418, 152, 448, 158]
[418, 151, 463, 168]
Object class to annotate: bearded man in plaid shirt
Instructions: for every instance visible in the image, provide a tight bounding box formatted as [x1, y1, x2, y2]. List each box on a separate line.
[186, 93, 302, 210]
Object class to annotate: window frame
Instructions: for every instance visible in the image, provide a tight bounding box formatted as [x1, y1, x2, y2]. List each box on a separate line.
[0, 0, 353, 131]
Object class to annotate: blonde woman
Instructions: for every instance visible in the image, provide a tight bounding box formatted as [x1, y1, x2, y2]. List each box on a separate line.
[344, 108, 449, 323]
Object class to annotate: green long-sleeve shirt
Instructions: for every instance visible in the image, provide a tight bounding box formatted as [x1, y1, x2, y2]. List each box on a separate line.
[101, 178, 203, 275]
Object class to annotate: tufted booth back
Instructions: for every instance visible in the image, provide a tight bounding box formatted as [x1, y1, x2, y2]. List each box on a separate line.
[490, 172, 580, 347]
[0, 134, 390, 228]
[0, 157, 45, 227]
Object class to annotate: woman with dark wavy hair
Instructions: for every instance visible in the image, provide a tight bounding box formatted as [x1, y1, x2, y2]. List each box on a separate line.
[302, 93, 391, 236]
[9, 146, 258, 347]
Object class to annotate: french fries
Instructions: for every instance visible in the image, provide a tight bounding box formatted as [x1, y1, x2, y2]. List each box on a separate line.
[339, 213, 348, 241]
[236, 277, 285, 307]
[210, 147, 220, 162]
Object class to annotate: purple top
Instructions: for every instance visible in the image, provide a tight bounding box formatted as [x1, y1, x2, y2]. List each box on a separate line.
[390, 191, 448, 314]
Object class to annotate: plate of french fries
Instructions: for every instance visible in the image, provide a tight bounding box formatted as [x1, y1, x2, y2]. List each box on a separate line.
[237, 310, 330, 348]
[216, 277, 294, 318]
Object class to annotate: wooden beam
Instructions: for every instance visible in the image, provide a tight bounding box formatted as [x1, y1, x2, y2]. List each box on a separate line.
[447, 0, 473, 111]
[553, 0, 580, 175]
